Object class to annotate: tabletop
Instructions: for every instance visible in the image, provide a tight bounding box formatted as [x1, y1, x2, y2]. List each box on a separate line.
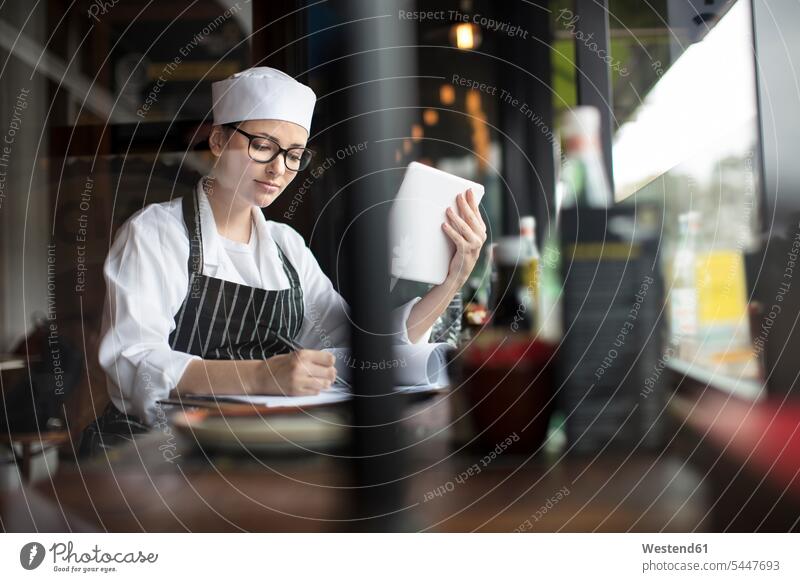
[1, 393, 712, 532]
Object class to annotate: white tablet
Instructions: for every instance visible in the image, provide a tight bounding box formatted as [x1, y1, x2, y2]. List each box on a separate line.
[389, 162, 485, 285]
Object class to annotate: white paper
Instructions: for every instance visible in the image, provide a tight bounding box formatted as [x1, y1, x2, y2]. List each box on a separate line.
[326, 342, 454, 387]
[205, 389, 352, 408]
[181, 383, 447, 409]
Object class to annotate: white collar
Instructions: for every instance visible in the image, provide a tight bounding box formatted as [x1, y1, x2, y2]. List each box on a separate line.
[194, 178, 278, 272]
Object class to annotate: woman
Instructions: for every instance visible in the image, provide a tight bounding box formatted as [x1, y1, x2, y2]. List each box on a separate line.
[83, 67, 486, 452]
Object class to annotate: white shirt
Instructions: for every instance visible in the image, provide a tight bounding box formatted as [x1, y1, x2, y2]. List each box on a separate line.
[219, 222, 262, 288]
[99, 179, 431, 424]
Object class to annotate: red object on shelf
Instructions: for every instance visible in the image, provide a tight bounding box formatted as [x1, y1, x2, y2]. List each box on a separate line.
[461, 332, 557, 454]
[682, 390, 800, 500]
[464, 332, 555, 369]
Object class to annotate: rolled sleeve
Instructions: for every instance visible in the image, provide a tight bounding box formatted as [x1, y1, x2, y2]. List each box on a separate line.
[111, 340, 200, 424]
[98, 209, 198, 425]
[391, 296, 433, 344]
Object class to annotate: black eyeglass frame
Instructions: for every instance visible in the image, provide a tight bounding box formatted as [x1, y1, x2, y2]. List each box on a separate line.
[224, 123, 314, 172]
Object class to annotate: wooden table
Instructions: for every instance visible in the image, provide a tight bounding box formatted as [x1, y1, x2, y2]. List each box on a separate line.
[1, 394, 711, 532]
[0, 431, 70, 483]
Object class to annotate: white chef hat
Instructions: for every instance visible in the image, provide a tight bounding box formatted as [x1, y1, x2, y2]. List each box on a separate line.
[211, 67, 316, 133]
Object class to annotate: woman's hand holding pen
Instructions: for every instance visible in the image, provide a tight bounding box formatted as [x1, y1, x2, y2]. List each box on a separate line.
[442, 188, 487, 288]
[251, 350, 337, 396]
[175, 351, 338, 399]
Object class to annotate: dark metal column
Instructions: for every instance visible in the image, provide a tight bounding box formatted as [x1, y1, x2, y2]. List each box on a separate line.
[341, 0, 416, 530]
[251, 0, 308, 77]
[496, 1, 556, 237]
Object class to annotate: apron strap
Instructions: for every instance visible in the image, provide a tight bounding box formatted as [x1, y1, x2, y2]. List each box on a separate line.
[182, 186, 204, 276]
[274, 243, 302, 290]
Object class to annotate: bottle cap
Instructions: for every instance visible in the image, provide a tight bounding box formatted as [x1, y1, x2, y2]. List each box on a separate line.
[495, 236, 526, 265]
[519, 216, 536, 237]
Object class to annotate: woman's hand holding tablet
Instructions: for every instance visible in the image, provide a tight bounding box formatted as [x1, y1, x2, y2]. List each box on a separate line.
[442, 188, 487, 287]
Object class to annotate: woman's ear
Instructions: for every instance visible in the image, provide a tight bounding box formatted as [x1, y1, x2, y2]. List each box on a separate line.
[208, 125, 227, 157]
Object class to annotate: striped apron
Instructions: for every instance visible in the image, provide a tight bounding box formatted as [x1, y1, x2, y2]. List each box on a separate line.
[79, 189, 305, 456]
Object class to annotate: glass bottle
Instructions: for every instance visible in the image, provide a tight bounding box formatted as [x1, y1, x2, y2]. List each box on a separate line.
[491, 236, 537, 333]
[537, 221, 563, 342]
[519, 216, 541, 307]
[559, 106, 612, 209]
[670, 211, 700, 343]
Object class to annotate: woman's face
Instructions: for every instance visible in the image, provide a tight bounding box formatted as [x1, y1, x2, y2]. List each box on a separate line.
[209, 119, 309, 208]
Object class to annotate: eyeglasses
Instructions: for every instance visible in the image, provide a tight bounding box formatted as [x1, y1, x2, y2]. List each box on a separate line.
[225, 124, 314, 172]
